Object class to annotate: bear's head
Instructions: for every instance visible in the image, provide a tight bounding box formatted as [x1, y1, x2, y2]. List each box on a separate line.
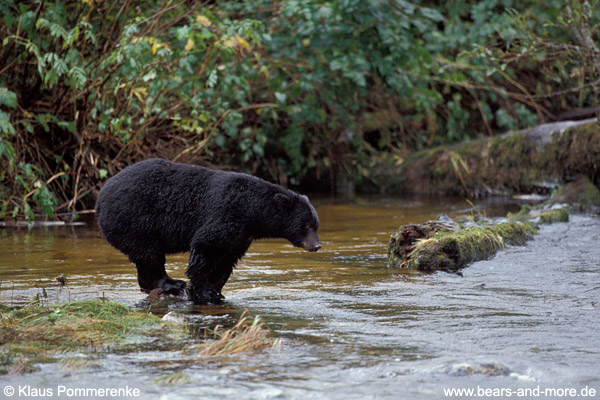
[274, 193, 321, 252]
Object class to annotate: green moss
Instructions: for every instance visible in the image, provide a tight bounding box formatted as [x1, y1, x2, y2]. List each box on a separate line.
[547, 176, 600, 209]
[388, 218, 537, 271]
[0, 352, 13, 375]
[0, 299, 185, 370]
[507, 204, 533, 221]
[538, 208, 569, 223]
[507, 205, 569, 224]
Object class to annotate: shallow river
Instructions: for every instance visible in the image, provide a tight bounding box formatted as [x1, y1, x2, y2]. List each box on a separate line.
[1, 196, 599, 399]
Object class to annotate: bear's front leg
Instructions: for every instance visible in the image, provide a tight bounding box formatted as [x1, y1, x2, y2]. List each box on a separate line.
[187, 247, 224, 304]
[187, 225, 250, 304]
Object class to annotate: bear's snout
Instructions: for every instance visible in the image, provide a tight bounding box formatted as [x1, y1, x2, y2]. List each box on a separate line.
[302, 241, 321, 252]
[301, 229, 321, 252]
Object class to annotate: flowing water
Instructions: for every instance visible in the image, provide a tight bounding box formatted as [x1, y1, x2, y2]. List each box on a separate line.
[1, 196, 599, 399]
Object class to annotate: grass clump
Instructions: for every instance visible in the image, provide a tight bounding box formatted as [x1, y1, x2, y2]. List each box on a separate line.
[58, 357, 98, 372]
[186, 311, 281, 357]
[1, 299, 280, 375]
[154, 371, 191, 386]
[0, 299, 178, 359]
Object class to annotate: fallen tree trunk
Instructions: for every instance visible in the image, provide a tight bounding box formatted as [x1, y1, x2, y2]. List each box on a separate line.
[387, 208, 569, 272]
[364, 118, 600, 197]
[387, 221, 536, 271]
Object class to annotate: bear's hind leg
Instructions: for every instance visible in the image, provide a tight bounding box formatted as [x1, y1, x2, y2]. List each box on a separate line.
[130, 253, 186, 295]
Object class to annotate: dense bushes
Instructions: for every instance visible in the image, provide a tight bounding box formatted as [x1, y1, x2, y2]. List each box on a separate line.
[0, 0, 599, 220]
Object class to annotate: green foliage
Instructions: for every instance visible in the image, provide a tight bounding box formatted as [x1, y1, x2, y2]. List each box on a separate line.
[1, 0, 598, 219]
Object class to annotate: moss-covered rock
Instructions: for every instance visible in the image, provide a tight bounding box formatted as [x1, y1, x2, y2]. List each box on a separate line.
[538, 208, 569, 223]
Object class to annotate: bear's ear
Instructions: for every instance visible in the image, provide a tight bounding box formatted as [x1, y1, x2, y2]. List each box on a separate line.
[274, 193, 292, 209]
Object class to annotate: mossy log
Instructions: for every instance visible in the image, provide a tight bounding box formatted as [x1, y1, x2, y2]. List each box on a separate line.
[388, 203, 573, 272]
[387, 221, 536, 271]
[364, 118, 600, 196]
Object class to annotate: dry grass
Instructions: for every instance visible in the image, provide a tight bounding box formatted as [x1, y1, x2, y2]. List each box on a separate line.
[186, 311, 281, 357]
[154, 371, 191, 385]
[58, 357, 97, 372]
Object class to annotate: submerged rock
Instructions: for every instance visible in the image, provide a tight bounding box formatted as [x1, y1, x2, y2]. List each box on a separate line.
[444, 361, 511, 377]
[145, 288, 190, 305]
[161, 311, 187, 324]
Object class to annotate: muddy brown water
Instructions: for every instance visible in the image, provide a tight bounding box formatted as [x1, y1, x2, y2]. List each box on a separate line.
[1, 196, 599, 399]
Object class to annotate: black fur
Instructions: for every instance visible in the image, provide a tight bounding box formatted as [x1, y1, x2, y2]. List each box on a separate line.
[95, 158, 321, 303]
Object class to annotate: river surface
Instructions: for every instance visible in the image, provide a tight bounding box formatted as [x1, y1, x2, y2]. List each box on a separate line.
[1, 196, 599, 399]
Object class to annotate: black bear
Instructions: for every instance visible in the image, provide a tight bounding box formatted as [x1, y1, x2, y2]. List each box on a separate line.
[95, 158, 321, 303]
